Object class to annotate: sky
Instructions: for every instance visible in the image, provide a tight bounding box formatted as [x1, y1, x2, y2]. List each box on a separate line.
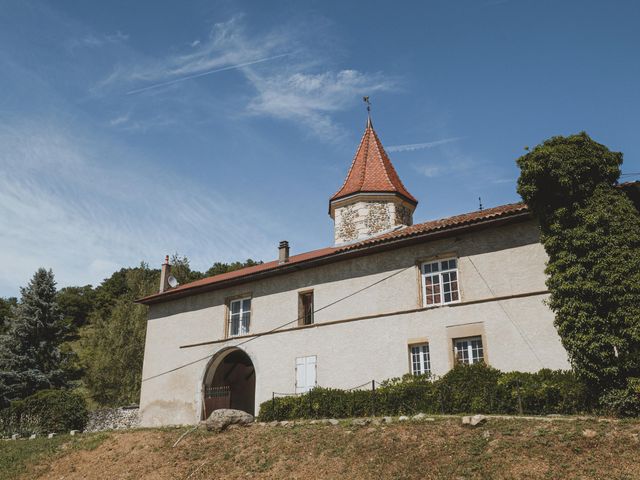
[1, 0, 639, 297]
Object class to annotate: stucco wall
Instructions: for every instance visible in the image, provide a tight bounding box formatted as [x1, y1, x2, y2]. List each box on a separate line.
[139, 219, 569, 427]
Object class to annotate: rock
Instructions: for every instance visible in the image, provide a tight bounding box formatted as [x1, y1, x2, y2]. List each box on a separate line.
[482, 430, 491, 439]
[328, 419, 340, 426]
[85, 406, 140, 433]
[366, 427, 377, 433]
[462, 415, 487, 426]
[11, 434, 19, 440]
[382, 416, 393, 424]
[48, 433, 56, 439]
[29, 434, 36, 440]
[201, 409, 254, 432]
[279, 421, 290, 427]
[268, 421, 279, 427]
[371, 418, 382, 426]
[582, 429, 597, 438]
[70, 430, 79, 436]
[352, 418, 370, 426]
[398, 416, 409, 422]
[412, 413, 427, 421]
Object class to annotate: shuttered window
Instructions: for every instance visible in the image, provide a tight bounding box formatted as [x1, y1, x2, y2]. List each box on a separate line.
[295, 355, 317, 393]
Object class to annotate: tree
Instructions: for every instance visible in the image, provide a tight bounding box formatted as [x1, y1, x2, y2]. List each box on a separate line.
[56, 285, 95, 333]
[0, 269, 70, 406]
[0, 297, 17, 335]
[516, 132, 640, 394]
[205, 259, 263, 277]
[80, 264, 158, 406]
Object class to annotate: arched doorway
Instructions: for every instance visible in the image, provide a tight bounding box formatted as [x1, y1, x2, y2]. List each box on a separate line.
[202, 348, 255, 418]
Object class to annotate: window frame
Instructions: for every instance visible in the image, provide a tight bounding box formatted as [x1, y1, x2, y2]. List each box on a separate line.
[452, 335, 484, 365]
[408, 342, 431, 376]
[298, 290, 314, 326]
[420, 257, 461, 307]
[227, 296, 252, 338]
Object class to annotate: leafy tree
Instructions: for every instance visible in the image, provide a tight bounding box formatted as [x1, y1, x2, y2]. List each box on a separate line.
[80, 264, 158, 405]
[56, 285, 95, 333]
[517, 132, 640, 393]
[170, 254, 205, 284]
[0, 269, 70, 406]
[205, 259, 263, 277]
[0, 297, 17, 335]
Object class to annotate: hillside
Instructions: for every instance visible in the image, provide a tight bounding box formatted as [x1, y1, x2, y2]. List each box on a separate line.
[6, 416, 640, 479]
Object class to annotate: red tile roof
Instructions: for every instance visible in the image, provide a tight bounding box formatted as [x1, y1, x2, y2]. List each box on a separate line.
[330, 118, 418, 206]
[137, 202, 529, 304]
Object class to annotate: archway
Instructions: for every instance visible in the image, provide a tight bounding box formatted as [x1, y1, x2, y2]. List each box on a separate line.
[202, 348, 255, 418]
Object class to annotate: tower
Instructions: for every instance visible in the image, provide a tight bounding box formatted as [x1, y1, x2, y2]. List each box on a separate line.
[329, 117, 418, 245]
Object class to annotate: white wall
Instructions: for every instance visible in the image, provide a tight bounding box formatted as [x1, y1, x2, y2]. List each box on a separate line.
[139, 219, 569, 426]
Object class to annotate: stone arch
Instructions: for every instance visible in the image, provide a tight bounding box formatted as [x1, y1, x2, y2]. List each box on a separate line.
[201, 347, 255, 418]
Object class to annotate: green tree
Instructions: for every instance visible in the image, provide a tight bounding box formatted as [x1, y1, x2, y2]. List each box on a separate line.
[516, 132, 640, 393]
[205, 259, 262, 277]
[56, 285, 95, 333]
[81, 264, 158, 406]
[0, 297, 17, 335]
[0, 269, 70, 406]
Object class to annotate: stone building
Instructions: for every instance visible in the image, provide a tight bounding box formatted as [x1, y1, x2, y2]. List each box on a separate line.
[137, 117, 572, 427]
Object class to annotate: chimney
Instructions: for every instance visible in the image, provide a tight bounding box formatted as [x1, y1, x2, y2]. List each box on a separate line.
[278, 241, 290, 264]
[159, 255, 171, 293]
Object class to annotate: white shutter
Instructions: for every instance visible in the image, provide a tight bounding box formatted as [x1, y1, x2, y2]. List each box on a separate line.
[305, 356, 317, 391]
[295, 357, 306, 394]
[295, 356, 317, 393]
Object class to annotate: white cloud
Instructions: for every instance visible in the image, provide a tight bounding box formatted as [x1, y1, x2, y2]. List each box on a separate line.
[99, 16, 395, 139]
[67, 31, 129, 50]
[387, 137, 462, 152]
[412, 164, 442, 178]
[0, 122, 279, 296]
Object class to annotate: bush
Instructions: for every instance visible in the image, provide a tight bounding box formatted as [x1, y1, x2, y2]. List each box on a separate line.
[0, 389, 88, 436]
[598, 378, 640, 417]
[258, 364, 592, 421]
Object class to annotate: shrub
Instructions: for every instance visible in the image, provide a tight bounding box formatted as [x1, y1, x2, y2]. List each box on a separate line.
[0, 389, 88, 436]
[598, 378, 640, 417]
[258, 365, 593, 421]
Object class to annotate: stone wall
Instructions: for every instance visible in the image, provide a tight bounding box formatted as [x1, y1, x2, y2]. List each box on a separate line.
[85, 406, 140, 432]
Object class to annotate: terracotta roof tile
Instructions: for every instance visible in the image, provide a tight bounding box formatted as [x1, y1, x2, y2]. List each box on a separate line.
[330, 119, 418, 205]
[138, 202, 529, 304]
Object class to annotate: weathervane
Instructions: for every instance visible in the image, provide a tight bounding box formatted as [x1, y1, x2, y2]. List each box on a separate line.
[363, 96, 372, 126]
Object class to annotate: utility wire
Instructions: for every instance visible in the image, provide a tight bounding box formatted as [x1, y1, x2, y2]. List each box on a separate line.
[141, 263, 417, 383]
[467, 257, 544, 368]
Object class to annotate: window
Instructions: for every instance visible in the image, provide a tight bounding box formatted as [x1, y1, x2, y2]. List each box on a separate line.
[409, 343, 431, 375]
[298, 291, 314, 326]
[295, 355, 317, 393]
[228, 297, 251, 337]
[421, 258, 460, 306]
[453, 336, 484, 364]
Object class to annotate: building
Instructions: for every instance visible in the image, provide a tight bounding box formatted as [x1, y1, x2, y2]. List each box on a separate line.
[137, 116, 572, 427]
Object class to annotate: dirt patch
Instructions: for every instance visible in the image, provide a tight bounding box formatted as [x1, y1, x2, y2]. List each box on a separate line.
[22, 418, 640, 479]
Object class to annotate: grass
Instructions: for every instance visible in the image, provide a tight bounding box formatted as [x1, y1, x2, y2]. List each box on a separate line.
[0, 432, 109, 480]
[4, 417, 640, 479]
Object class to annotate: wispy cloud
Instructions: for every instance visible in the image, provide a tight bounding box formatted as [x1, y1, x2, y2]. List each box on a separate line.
[67, 31, 129, 50]
[387, 137, 462, 152]
[99, 15, 395, 139]
[0, 121, 279, 296]
[126, 53, 291, 95]
[413, 164, 442, 177]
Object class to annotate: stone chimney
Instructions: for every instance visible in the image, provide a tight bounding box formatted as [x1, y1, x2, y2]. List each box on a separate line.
[159, 255, 171, 293]
[278, 241, 290, 264]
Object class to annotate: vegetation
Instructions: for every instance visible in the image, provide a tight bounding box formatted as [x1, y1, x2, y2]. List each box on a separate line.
[6, 419, 640, 479]
[258, 364, 592, 421]
[516, 132, 640, 406]
[0, 257, 261, 410]
[0, 389, 88, 436]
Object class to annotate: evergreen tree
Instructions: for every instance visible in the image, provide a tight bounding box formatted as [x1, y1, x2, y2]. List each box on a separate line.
[517, 132, 640, 393]
[0, 269, 70, 405]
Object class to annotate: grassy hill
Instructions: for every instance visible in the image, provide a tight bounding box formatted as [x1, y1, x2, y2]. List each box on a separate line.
[3, 416, 640, 479]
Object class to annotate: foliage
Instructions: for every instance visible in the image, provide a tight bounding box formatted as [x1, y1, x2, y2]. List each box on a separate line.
[0, 297, 17, 335]
[258, 364, 591, 421]
[56, 285, 96, 332]
[0, 269, 71, 406]
[80, 264, 158, 406]
[598, 378, 640, 417]
[205, 259, 263, 277]
[0, 389, 88, 436]
[516, 132, 640, 393]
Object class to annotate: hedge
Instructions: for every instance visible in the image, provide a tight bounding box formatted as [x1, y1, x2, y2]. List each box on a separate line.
[259, 364, 595, 421]
[0, 389, 88, 436]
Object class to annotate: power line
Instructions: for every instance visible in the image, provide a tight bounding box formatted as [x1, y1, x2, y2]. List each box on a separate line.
[466, 257, 544, 368]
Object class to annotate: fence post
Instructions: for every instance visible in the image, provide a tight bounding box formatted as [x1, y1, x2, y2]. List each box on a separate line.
[371, 380, 376, 417]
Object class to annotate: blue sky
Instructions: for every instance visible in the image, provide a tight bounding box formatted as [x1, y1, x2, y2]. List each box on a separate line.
[1, 0, 639, 296]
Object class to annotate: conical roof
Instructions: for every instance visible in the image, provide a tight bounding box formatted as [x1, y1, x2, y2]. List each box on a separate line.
[330, 118, 418, 205]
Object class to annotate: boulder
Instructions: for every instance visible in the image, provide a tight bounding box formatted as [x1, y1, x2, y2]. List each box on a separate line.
[462, 415, 487, 426]
[328, 419, 340, 426]
[352, 418, 370, 426]
[382, 416, 393, 424]
[201, 409, 254, 432]
[582, 429, 597, 438]
[398, 416, 409, 422]
[48, 433, 56, 439]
